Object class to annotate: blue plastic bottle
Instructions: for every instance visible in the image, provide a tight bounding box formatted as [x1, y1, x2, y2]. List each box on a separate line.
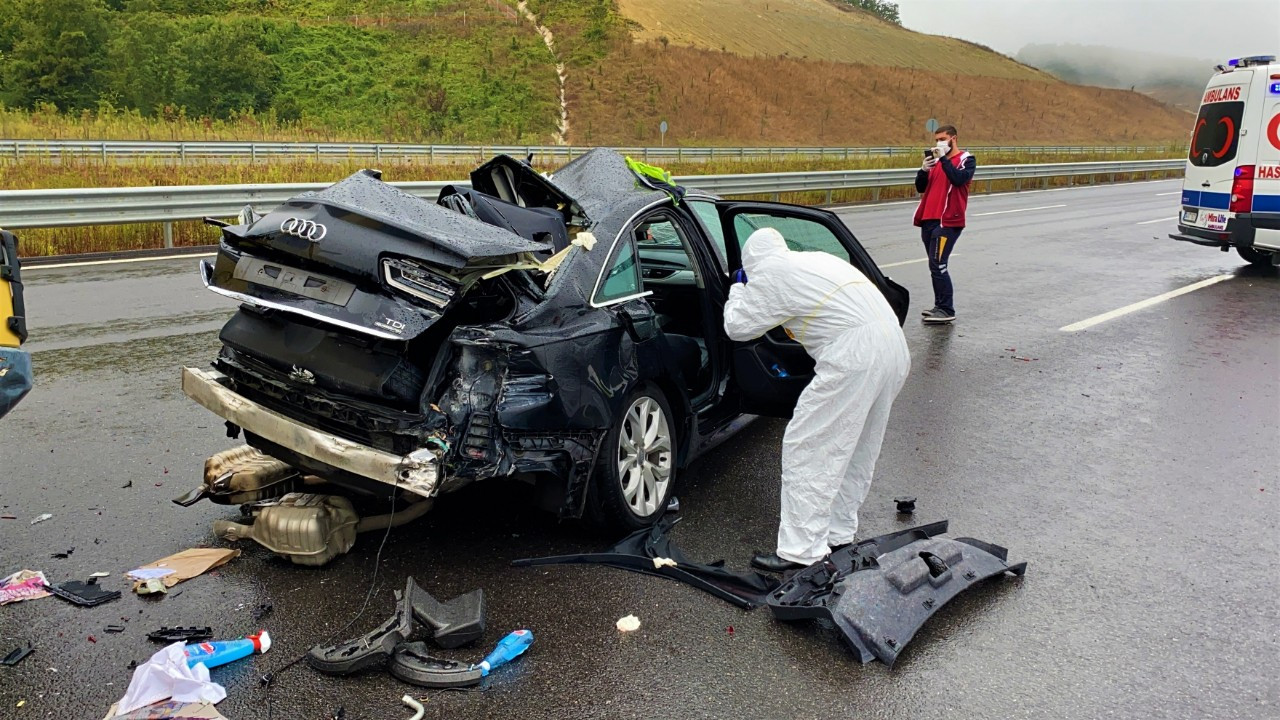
[183, 630, 271, 670]
[474, 629, 533, 676]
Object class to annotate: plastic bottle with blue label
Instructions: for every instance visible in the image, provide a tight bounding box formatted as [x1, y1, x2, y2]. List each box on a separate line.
[183, 630, 271, 669]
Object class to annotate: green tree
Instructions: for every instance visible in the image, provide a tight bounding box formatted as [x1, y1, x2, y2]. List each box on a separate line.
[840, 0, 901, 25]
[0, 0, 111, 110]
[171, 20, 279, 118]
[101, 12, 182, 113]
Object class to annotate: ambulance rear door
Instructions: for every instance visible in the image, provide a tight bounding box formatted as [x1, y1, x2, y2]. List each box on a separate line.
[1181, 71, 1253, 233]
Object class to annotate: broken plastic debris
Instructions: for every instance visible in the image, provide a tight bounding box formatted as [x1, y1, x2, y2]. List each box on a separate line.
[46, 577, 122, 607]
[2, 642, 34, 666]
[615, 615, 641, 632]
[51, 547, 75, 559]
[148, 628, 213, 644]
[571, 231, 597, 251]
[1, 569, 52, 604]
[30, 513, 52, 525]
[112, 643, 227, 716]
[129, 549, 239, 595]
[651, 557, 678, 569]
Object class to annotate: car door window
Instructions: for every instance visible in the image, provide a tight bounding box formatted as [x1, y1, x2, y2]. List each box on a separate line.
[594, 236, 643, 304]
[731, 213, 850, 263]
[688, 199, 728, 265]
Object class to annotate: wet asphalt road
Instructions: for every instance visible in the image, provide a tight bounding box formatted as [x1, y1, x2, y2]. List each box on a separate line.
[2, 179, 1278, 719]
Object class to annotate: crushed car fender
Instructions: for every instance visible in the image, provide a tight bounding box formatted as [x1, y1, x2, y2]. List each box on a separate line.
[767, 521, 1027, 666]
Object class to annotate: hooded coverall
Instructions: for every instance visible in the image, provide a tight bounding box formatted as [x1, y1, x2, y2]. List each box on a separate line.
[723, 228, 910, 565]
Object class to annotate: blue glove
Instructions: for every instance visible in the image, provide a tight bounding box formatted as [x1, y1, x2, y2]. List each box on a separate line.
[733, 269, 748, 284]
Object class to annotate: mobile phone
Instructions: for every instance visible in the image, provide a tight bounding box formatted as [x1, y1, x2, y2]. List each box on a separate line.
[924, 150, 932, 158]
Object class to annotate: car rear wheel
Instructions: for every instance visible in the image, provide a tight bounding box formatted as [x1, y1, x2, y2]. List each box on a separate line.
[587, 385, 677, 531]
[1237, 245, 1275, 267]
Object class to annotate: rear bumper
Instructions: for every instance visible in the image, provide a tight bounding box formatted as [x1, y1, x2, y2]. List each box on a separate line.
[182, 366, 441, 498]
[1173, 212, 1280, 251]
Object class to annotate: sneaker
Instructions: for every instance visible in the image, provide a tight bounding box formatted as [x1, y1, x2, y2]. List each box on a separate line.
[921, 307, 942, 318]
[923, 309, 956, 324]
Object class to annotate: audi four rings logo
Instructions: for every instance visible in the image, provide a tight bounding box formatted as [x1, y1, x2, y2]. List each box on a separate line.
[279, 217, 327, 242]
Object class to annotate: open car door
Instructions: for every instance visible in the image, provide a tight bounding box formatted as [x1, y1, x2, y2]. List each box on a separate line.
[716, 202, 909, 419]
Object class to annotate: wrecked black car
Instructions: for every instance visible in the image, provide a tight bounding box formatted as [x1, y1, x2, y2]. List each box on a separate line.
[181, 149, 907, 555]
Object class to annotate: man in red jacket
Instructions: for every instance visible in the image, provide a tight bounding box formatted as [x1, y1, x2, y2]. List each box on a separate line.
[913, 125, 976, 324]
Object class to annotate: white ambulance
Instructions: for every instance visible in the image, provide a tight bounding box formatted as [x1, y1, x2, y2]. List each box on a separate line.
[1172, 54, 1280, 267]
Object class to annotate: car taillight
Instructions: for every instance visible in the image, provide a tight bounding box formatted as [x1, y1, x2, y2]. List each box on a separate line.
[1229, 165, 1254, 213]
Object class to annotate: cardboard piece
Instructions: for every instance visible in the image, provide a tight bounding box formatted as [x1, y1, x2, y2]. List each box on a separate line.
[129, 549, 239, 594]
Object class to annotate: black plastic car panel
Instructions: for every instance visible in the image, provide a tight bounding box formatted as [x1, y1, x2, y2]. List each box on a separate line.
[768, 521, 1027, 666]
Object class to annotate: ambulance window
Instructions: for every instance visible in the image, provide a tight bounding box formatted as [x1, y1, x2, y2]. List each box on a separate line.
[1189, 101, 1244, 167]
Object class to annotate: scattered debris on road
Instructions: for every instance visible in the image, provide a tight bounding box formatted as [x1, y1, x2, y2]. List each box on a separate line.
[894, 496, 917, 514]
[1, 569, 51, 604]
[514, 516, 779, 609]
[111, 643, 227, 716]
[148, 628, 213, 644]
[767, 521, 1026, 666]
[30, 513, 52, 525]
[51, 547, 75, 559]
[128, 548, 239, 595]
[101, 700, 227, 720]
[615, 615, 641, 632]
[45, 576, 122, 607]
[308, 578, 484, 675]
[2, 642, 34, 667]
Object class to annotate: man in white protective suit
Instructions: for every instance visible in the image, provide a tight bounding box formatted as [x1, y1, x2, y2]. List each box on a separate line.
[723, 227, 910, 572]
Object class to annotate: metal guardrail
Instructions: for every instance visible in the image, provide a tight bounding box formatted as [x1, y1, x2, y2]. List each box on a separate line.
[0, 139, 1171, 164]
[0, 159, 1184, 233]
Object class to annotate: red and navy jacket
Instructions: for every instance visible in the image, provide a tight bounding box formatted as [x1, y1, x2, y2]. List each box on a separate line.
[913, 151, 976, 228]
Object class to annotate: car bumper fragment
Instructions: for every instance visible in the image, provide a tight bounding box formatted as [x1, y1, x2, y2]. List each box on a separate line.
[181, 366, 440, 498]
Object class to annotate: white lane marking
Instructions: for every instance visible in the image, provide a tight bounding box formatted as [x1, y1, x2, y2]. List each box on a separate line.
[1155, 191, 1181, 196]
[1060, 274, 1233, 332]
[1136, 216, 1177, 225]
[973, 204, 1067, 217]
[24, 253, 215, 270]
[879, 254, 959, 269]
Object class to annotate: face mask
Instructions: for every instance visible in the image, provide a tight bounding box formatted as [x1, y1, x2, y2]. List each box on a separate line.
[936, 139, 951, 152]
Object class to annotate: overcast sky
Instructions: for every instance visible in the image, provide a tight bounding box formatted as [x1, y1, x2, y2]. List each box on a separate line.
[897, 0, 1279, 62]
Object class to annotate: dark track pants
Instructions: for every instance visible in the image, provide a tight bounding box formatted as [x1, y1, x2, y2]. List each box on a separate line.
[920, 220, 962, 315]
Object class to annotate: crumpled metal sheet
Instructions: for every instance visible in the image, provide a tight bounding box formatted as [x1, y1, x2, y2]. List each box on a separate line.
[768, 521, 1027, 666]
[267, 170, 552, 266]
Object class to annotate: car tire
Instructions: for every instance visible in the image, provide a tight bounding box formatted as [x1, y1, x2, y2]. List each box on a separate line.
[586, 384, 677, 532]
[1237, 245, 1274, 267]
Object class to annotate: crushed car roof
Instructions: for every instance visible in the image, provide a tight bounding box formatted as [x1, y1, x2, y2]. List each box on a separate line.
[294, 170, 552, 261]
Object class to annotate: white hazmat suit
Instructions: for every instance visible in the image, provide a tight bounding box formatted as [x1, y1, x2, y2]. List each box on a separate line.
[723, 228, 910, 565]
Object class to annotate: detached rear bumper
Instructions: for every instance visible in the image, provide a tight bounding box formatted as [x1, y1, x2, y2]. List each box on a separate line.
[181, 367, 440, 498]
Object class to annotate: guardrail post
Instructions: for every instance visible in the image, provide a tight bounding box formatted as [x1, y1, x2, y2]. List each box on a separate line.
[825, 189, 833, 204]
[1109, 172, 1116, 184]
[250, 143, 257, 163]
[709, 147, 715, 161]
[316, 143, 321, 161]
[1042, 177, 1049, 189]
[1015, 178, 1022, 192]
[677, 147, 682, 162]
[429, 145, 435, 164]
[101, 142, 108, 162]
[375, 144, 381, 163]
[180, 143, 187, 165]
[872, 187, 881, 203]
[163, 222, 174, 249]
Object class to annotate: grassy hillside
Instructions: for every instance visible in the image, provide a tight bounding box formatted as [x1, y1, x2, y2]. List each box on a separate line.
[616, 0, 1045, 80]
[0, 0, 1192, 147]
[0, 0, 562, 143]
